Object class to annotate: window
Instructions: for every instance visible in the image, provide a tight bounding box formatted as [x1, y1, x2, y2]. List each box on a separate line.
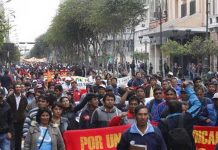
[216, 17, 218, 23]
[181, 3, 187, 17]
[190, 0, 196, 15]
[210, 18, 213, 24]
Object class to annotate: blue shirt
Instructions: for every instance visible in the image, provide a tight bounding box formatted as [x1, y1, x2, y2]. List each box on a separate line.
[37, 126, 52, 150]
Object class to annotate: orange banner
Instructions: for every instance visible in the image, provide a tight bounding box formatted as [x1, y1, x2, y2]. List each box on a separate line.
[63, 125, 218, 150]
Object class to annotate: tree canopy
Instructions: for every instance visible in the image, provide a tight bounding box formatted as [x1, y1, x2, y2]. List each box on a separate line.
[30, 0, 146, 66]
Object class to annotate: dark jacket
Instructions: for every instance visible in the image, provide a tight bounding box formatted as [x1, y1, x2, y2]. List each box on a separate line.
[62, 106, 78, 129]
[7, 94, 27, 124]
[158, 112, 195, 150]
[1, 75, 12, 90]
[117, 122, 167, 150]
[0, 101, 13, 133]
[79, 106, 96, 129]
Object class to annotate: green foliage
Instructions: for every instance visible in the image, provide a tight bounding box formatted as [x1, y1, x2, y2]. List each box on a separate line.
[185, 36, 205, 56]
[0, 43, 20, 63]
[185, 36, 218, 56]
[160, 40, 188, 56]
[30, 34, 51, 58]
[133, 51, 149, 61]
[42, 0, 146, 64]
[0, 9, 10, 48]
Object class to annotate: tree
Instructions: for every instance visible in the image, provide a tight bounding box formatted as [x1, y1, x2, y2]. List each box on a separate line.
[30, 34, 51, 58]
[133, 52, 149, 62]
[160, 40, 188, 56]
[42, 0, 145, 68]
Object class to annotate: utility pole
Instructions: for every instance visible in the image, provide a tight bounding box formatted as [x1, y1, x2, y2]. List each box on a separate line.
[159, 5, 163, 77]
[206, 0, 209, 40]
[204, 0, 209, 75]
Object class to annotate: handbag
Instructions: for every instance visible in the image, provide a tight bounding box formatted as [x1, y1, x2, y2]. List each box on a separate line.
[38, 129, 48, 149]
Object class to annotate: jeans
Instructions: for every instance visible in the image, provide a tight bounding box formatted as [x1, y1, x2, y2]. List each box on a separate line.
[0, 133, 11, 150]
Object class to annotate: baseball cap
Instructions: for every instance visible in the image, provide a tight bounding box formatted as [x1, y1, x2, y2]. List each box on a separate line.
[98, 84, 106, 89]
[106, 86, 113, 91]
[65, 77, 72, 81]
[212, 93, 218, 99]
[168, 72, 173, 76]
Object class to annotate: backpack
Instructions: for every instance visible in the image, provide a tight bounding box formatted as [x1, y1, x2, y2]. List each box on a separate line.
[165, 115, 193, 150]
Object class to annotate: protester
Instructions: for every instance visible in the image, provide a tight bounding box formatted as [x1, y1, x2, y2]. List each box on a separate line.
[0, 89, 13, 150]
[147, 87, 165, 121]
[195, 88, 213, 125]
[155, 88, 177, 121]
[54, 84, 65, 101]
[205, 82, 216, 100]
[132, 72, 144, 87]
[51, 102, 71, 133]
[23, 108, 65, 150]
[23, 95, 50, 137]
[7, 83, 27, 150]
[145, 77, 161, 98]
[117, 105, 167, 150]
[158, 100, 195, 150]
[109, 96, 140, 126]
[79, 93, 98, 129]
[91, 94, 127, 128]
[201, 93, 218, 126]
[59, 97, 78, 129]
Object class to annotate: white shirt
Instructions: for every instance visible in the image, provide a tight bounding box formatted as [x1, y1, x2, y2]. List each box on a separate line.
[14, 94, 21, 110]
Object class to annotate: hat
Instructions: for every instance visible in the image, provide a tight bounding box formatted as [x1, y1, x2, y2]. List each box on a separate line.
[27, 88, 35, 94]
[65, 77, 72, 81]
[106, 86, 113, 91]
[0, 89, 5, 96]
[212, 93, 218, 99]
[32, 80, 37, 83]
[98, 84, 106, 89]
[168, 72, 173, 76]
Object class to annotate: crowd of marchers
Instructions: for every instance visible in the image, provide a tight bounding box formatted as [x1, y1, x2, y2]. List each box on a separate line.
[0, 64, 217, 150]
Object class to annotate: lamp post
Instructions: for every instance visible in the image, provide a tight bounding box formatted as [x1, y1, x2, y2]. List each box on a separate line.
[159, 5, 163, 77]
[203, 0, 209, 75]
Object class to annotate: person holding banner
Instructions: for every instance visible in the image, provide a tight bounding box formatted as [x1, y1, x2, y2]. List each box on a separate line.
[117, 105, 167, 150]
[79, 93, 99, 129]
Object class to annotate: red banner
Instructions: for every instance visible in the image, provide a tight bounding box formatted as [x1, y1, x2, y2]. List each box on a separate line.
[193, 126, 217, 150]
[63, 125, 218, 150]
[63, 125, 130, 150]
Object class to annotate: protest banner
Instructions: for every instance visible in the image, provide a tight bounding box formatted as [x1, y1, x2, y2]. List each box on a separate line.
[193, 126, 218, 150]
[63, 125, 131, 150]
[63, 125, 218, 150]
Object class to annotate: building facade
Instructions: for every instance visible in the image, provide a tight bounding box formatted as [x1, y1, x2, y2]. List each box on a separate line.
[143, 0, 207, 74]
[209, 0, 218, 71]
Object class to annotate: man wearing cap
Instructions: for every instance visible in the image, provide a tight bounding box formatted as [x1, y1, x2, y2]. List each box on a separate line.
[202, 93, 218, 126]
[0, 89, 13, 149]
